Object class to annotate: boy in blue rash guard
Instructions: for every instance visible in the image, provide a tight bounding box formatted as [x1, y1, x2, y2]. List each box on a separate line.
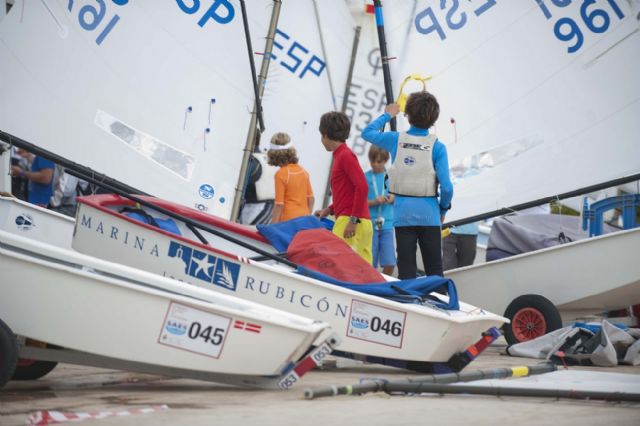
[365, 145, 396, 276]
[362, 91, 453, 279]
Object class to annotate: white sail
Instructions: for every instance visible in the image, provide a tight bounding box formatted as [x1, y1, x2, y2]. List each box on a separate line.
[342, 1, 410, 172]
[0, 1, 260, 219]
[382, 1, 640, 222]
[247, 0, 356, 211]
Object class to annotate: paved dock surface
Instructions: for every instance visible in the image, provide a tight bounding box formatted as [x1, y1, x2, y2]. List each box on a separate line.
[1, 341, 639, 426]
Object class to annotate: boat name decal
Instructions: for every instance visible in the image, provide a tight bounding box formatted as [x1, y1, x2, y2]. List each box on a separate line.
[79, 214, 160, 257]
[167, 241, 240, 291]
[244, 276, 349, 319]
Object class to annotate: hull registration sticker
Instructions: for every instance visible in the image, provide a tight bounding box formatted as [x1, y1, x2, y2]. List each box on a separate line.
[158, 302, 231, 358]
[347, 299, 406, 348]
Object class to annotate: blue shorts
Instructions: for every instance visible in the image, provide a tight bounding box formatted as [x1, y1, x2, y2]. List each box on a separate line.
[372, 228, 396, 268]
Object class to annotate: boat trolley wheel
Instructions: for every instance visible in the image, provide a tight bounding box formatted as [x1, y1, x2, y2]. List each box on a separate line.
[503, 294, 562, 345]
[11, 339, 59, 381]
[0, 318, 19, 388]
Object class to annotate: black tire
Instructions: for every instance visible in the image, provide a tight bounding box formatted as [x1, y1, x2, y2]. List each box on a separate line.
[11, 340, 59, 381]
[503, 294, 562, 346]
[0, 318, 18, 388]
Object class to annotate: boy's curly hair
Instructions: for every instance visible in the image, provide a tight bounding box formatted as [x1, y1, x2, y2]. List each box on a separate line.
[267, 132, 298, 167]
[405, 91, 439, 129]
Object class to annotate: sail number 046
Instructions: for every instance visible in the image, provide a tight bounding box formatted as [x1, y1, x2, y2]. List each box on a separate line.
[188, 321, 225, 346]
[371, 317, 402, 336]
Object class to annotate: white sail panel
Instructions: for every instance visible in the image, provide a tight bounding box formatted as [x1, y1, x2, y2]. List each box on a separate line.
[385, 1, 640, 222]
[344, 1, 417, 172]
[247, 0, 356, 211]
[0, 1, 257, 219]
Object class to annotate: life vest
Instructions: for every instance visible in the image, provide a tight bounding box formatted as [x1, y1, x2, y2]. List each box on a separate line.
[387, 132, 437, 197]
[252, 152, 278, 201]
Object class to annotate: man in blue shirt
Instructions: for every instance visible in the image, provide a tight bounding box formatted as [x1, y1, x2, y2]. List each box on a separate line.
[362, 91, 453, 279]
[11, 152, 54, 207]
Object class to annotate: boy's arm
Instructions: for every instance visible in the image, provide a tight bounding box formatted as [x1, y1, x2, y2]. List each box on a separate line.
[361, 113, 398, 155]
[434, 142, 453, 218]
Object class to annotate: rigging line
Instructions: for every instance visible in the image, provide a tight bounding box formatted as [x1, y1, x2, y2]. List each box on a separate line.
[39, 0, 67, 36]
[311, 0, 337, 111]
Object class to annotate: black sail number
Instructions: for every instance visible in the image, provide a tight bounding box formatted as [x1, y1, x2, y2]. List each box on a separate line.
[370, 316, 402, 337]
[188, 321, 225, 345]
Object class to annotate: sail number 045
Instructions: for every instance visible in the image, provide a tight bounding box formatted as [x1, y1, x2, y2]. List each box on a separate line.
[371, 317, 402, 336]
[188, 321, 225, 346]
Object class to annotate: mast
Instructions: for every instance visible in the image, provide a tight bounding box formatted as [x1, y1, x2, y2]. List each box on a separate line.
[372, 0, 396, 131]
[322, 25, 361, 209]
[230, 0, 282, 222]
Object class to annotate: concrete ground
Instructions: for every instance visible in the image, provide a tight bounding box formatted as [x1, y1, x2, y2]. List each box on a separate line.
[1, 339, 639, 426]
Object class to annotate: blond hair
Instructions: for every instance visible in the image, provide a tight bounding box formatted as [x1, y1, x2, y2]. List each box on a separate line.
[267, 132, 299, 166]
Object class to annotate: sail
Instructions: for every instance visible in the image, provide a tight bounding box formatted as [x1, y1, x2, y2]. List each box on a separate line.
[246, 0, 356, 211]
[343, 1, 417, 171]
[384, 1, 640, 223]
[0, 1, 259, 219]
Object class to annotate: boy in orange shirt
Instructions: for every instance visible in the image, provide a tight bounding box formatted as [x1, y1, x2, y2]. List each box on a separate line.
[267, 132, 315, 223]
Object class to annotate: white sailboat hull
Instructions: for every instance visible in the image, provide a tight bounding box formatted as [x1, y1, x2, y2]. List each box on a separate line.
[0, 229, 330, 382]
[0, 195, 74, 248]
[73, 195, 506, 365]
[446, 227, 640, 320]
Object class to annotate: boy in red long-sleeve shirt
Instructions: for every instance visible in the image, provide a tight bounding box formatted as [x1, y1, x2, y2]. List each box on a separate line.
[314, 112, 373, 264]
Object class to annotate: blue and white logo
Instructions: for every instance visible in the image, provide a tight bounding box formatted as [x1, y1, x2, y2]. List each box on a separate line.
[198, 184, 215, 199]
[168, 241, 240, 290]
[350, 317, 369, 329]
[403, 156, 416, 166]
[165, 320, 187, 335]
[15, 214, 34, 231]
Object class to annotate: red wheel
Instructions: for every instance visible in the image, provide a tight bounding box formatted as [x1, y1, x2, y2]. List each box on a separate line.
[511, 307, 547, 342]
[503, 294, 562, 345]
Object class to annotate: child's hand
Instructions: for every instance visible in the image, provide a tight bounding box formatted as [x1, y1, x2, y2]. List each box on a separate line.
[376, 196, 386, 205]
[385, 194, 394, 204]
[314, 208, 330, 218]
[385, 103, 400, 118]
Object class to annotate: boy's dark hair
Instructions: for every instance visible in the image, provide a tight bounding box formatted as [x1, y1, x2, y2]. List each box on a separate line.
[405, 91, 439, 129]
[368, 145, 390, 163]
[319, 112, 351, 141]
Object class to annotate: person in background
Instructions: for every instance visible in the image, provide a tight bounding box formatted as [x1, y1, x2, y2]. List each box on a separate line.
[240, 132, 276, 225]
[365, 145, 396, 275]
[267, 132, 314, 223]
[48, 164, 89, 217]
[362, 91, 453, 279]
[10, 149, 54, 208]
[443, 222, 479, 270]
[314, 111, 373, 264]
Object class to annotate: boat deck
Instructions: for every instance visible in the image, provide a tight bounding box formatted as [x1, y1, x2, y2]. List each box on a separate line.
[2, 339, 639, 426]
